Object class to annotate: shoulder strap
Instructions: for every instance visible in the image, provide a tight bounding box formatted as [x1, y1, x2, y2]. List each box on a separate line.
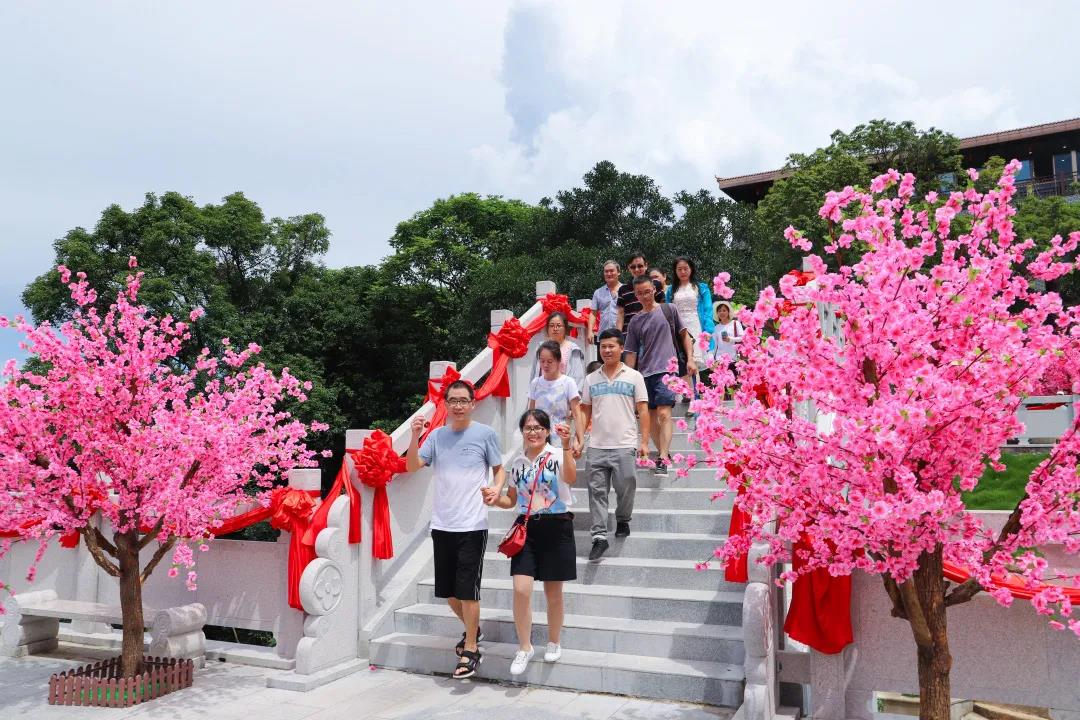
[521, 452, 552, 521]
[661, 304, 680, 349]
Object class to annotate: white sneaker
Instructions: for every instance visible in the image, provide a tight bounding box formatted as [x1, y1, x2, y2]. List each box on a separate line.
[544, 642, 562, 662]
[510, 647, 534, 675]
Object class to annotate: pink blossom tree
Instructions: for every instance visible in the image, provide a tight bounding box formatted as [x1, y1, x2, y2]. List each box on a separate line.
[695, 162, 1080, 719]
[0, 260, 326, 678]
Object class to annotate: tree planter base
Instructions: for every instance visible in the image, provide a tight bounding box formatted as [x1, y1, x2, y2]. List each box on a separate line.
[48, 655, 194, 707]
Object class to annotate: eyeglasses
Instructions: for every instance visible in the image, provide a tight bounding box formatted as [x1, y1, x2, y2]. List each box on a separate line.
[522, 426, 547, 434]
[446, 398, 472, 406]
[629, 263, 646, 269]
[548, 323, 565, 330]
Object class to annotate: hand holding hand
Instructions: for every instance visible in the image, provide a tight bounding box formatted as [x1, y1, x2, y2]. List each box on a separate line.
[480, 486, 500, 506]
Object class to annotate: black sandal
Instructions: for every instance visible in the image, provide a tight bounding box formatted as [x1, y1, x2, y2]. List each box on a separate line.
[455, 630, 484, 656]
[453, 649, 482, 679]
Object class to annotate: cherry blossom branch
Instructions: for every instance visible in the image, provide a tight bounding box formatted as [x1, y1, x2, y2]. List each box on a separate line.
[140, 535, 177, 584]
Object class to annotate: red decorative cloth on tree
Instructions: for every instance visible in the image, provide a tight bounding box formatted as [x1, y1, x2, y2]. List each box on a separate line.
[783, 535, 853, 654]
[350, 430, 407, 559]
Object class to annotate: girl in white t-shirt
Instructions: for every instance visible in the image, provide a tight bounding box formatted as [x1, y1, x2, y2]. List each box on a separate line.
[528, 340, 585, 457]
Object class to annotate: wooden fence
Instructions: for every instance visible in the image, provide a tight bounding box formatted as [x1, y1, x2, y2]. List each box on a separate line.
[47, 655, 194, 707]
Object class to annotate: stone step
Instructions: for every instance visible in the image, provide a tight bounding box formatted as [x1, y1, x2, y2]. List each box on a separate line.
[416, 578, 744, 625]
[632, 467, 722, 489]
[574, 464, 722, 488]
[393, 604, 745, 664]
[488, 507, 732, 535]
[478, 552, 736, 592]
[503, 486, 731, 511]
[369, 632, 744, 707]
[484, 530, 724, 560]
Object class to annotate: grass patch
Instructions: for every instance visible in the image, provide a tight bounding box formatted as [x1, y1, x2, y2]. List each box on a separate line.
[963, 452, 1049, 510]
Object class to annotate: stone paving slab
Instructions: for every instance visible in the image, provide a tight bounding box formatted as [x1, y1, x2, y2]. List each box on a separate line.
[0, 646, 735, 720]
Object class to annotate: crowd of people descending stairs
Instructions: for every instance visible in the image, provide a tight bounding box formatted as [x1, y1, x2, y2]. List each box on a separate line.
[402, 251, 743, 685]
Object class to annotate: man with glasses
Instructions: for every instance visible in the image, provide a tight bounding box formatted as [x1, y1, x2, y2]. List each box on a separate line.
[624, 276, 696, 477]
[407, 380, 505, 679]
[615, 252, 663, 336]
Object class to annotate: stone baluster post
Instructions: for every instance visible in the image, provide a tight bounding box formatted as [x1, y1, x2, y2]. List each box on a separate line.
[490, 309, 514, 449]
[576, 297, 595, 364]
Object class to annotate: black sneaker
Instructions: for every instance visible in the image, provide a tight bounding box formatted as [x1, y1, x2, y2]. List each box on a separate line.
[615, 521, 630, 538]
[588, 538, 609, 561]
[654, 458, 670, 476]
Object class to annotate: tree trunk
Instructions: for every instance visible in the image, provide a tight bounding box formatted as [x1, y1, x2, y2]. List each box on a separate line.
[910, 548, 952, 720]
[115, 529, 145, 678]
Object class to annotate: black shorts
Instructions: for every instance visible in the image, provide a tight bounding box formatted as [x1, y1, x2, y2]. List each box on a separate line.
[509, 513, 577, 582]
[431, 529, 488, 601]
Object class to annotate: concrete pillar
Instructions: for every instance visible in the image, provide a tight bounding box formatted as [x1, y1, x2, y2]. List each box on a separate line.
[71, 514, 108, 634]
[429, 360, 456, 383]
[490, 310, 515, 448]
[288, 468, 322, 492]
[535, 280, 556, 298]
[576, 298, 596, 363]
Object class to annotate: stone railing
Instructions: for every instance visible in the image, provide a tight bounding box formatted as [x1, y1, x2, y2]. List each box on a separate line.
[775, 513, 1080, 719]
[0, 469, 321, 668]
[342, 281, 593, 654]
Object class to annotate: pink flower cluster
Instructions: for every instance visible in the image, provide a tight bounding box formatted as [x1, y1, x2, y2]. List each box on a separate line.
[692, 160, 1080, 634]
[0, 261, 326, 589]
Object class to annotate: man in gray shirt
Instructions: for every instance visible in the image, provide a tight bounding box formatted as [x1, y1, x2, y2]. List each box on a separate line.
[624, 276, 696, 476]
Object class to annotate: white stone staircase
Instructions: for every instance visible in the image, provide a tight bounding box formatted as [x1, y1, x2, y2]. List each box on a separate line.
[369, 419, 748, 707]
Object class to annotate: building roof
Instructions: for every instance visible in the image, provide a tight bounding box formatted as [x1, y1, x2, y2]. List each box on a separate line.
[715, 117, 1080, 190]
[957, 116, 1080, 149]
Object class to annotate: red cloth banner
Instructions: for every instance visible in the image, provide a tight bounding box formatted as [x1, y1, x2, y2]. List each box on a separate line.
[783, 536, 854, 654]
[351, 430, 407, 559]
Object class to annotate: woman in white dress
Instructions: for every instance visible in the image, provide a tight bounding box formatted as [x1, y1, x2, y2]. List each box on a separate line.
[664, 257, 715, 400]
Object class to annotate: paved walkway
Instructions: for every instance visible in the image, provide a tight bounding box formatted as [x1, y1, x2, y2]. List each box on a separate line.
[0, 647, 735, 720]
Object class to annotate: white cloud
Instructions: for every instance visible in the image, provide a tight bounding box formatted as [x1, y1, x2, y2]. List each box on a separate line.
[470, 1, 1069, 202]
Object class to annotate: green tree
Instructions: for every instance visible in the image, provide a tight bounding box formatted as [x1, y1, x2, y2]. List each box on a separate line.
[752, 120, 963, 282]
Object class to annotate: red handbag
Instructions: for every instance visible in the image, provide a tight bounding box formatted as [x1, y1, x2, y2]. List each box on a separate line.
[497, 452, 552, 558]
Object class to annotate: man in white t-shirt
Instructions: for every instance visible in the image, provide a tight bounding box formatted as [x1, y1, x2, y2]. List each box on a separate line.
[407, 380, 505, 679]
[579, 328, 649, 561]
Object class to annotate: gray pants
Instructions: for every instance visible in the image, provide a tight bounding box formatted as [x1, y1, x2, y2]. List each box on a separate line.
[586, 447, 637, 540]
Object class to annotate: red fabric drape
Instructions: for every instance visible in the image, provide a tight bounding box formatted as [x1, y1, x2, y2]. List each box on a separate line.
[303, 455, 362, 553]
[485, 317, 531, 398]
[208, 487, 320, 610]
[351, 430, 407, 560]
[943, 561, 1080, 603]
[724, 483, 750, 583]
[0, 524, 79, 548]
[783, 536, 853, 654]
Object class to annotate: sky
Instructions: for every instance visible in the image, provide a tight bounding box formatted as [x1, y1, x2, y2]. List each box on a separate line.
[2, 1, 1079, 363]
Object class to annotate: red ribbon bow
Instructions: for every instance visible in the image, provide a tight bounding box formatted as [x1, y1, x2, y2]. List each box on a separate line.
[787, 270, 816, 286]
[540, 292, 573, 317]
[484, 318, 531, 398]
[351, 430, 407, 559]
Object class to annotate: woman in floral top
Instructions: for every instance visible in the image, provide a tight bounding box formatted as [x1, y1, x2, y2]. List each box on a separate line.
[485, 409, 577, 678]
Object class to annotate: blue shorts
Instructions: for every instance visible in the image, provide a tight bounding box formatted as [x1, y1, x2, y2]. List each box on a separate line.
[643, 373, 676, 409]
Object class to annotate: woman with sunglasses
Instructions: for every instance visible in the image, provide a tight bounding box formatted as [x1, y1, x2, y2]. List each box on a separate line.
[483, 409, 577, 678]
